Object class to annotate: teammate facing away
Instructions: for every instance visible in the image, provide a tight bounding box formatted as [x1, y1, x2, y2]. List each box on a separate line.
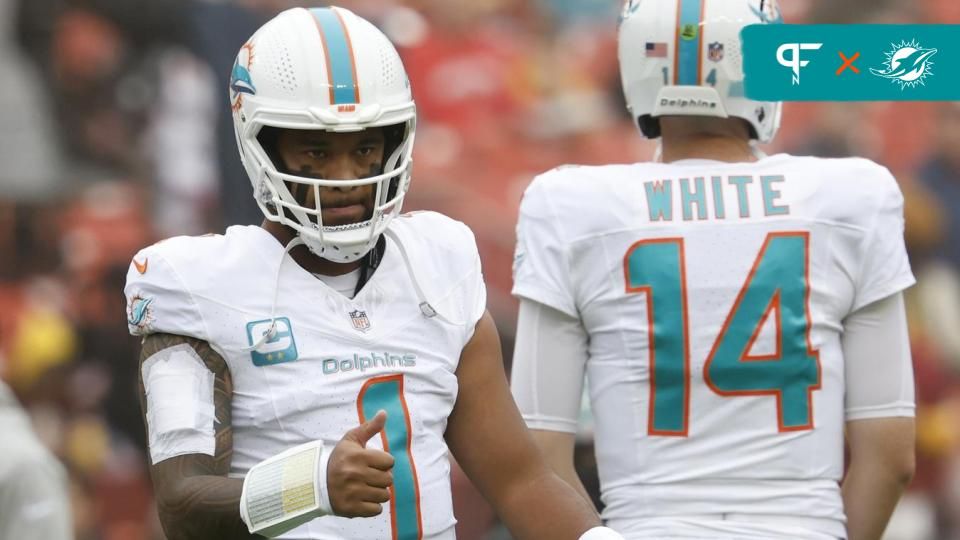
[510, 1, 916, 539]
[124, 7, 624, 540]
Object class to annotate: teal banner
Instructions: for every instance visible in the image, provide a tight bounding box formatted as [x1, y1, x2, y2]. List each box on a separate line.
[742, 25, 960, 101]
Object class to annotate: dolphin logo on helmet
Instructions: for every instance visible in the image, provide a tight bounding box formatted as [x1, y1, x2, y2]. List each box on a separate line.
[230, 61, 256, 97]
[230, 42, 256, 111]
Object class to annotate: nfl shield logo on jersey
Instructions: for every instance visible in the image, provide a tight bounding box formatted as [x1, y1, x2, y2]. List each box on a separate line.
[708, 42, 724, 62]
[349, 310, 371, 333]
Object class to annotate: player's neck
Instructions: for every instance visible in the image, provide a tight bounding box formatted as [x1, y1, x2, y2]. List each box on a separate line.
[660, 134, 758, 164]
[261, 221, 363, 276]
[659, 118, 758, 163]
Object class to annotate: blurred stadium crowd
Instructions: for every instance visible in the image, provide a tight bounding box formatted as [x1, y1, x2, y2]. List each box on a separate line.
[0, 0, 959, 538]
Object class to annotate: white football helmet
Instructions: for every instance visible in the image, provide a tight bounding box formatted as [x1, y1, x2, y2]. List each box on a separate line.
[619, 0, 783, 143]
[231, 6, 416, 262]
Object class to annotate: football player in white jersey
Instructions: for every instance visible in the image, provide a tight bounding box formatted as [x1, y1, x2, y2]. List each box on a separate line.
[124, 7, 624, 540]
[511, 1, 916, 539]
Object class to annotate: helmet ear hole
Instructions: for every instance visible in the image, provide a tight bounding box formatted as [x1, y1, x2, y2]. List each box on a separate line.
[638, 116, 661, 139]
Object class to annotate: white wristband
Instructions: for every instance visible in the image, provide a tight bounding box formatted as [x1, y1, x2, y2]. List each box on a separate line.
[316, 441, 333, 515]
[239, 440, 330, 538]
[579, 526, 626, 540]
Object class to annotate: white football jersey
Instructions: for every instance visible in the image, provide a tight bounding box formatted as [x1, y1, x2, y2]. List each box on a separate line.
[513, 155, 915, 539]
[125, 212, 486, 540]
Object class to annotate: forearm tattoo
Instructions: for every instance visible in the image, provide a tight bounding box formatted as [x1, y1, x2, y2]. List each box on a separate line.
[138, 333, 262, 540]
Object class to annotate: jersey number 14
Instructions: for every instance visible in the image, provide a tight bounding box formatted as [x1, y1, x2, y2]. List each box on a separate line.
[624, 232, 821, 436]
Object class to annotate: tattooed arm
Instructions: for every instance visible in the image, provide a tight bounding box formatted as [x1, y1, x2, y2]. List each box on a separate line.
[137, 333, 262, 540]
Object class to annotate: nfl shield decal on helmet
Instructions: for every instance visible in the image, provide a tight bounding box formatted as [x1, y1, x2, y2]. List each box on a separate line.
[708, 42, 724, 62]
[349, 310, 371, 332]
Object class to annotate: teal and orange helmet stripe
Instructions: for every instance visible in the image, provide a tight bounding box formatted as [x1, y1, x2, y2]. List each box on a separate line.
[309, 7, 360, 105]
[674, 0, 706, 85]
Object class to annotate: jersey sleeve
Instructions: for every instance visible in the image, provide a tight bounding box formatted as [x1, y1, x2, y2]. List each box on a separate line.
[852, 167, 916, 311]
[512, 174, 578, 317]
[400, 212, 488, 345]
[123, 245, 208, 341]
[459, 223, 488, 343]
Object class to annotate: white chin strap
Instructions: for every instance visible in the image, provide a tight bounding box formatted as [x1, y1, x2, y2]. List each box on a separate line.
[383, 227, 467, 326]
[242, 235, 304, 352]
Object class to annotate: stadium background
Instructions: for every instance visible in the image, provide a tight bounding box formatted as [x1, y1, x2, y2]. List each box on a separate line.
[1, 0, 958, 538]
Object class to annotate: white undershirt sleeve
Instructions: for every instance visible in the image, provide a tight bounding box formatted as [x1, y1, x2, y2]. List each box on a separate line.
[843, 292, 916, 421]
[510, 298, 589, 433]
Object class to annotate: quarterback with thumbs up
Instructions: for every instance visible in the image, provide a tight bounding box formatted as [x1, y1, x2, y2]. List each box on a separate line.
[126, 6, 624, 540]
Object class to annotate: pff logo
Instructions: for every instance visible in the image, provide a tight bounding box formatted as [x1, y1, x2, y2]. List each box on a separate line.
[777, 43, 823, 85]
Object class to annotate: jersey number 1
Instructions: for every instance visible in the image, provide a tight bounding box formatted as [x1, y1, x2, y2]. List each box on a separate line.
[357, 375, 423, 540]
[624, 232, 821, 436]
